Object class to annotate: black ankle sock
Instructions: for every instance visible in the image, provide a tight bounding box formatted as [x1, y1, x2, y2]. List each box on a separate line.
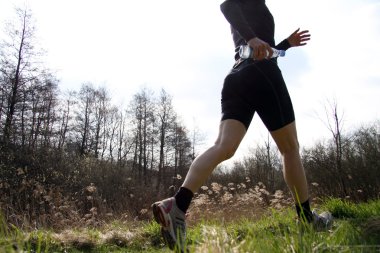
[296, 199, 313, 223]
[174, 187, 194, 213]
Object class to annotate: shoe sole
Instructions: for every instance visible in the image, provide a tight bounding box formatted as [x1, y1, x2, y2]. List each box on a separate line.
[152, 203, 176, 250]
[152, 203, 168, 227]
[161, 227, 176, 250]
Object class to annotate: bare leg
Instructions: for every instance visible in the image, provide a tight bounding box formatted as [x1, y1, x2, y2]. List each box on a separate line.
[182, 119, 246, 193]
[270, 121, 309, 203]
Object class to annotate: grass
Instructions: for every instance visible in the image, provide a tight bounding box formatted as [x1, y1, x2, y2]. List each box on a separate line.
[1, 198, 380, 252]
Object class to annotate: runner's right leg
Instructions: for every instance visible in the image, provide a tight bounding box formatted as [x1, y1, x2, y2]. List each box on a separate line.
[152, 119, 246, 251]
[182, 119, 246, 193]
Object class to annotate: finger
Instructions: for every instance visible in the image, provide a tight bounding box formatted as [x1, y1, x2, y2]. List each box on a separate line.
[255, 44, 264, 60]
[256, 49, 264, 60]
[300, 33, 311, 38]
[298, 30, 310, 35]
[299, 36, 311, 42]
[253, 46, 260, 59]
[300, 36, 311, 41]
[301, 34, 311, 38]
[257, 49, 266, 60]
[298, 33, 310, 39]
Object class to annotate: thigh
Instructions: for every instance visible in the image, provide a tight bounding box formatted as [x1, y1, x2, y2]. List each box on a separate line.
[254, 62, 295, 131]
[215, 119, 247, 151]
[221, 61, 259, 129]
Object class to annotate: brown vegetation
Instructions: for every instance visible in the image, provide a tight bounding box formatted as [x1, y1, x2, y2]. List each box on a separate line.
[1, 6, 379, 231]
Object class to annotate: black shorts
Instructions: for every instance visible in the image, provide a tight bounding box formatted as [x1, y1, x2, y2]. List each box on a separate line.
[221, 58, 295, 131]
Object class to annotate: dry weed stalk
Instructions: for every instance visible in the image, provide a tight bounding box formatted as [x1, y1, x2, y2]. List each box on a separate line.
[188, 181, 292, 223]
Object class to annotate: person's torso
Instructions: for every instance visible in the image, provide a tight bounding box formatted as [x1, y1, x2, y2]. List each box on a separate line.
[231, 0, 275, 48]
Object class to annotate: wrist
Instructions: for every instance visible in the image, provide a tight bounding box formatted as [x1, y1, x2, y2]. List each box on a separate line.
[286, 38, 293, 47]
[247, 37, 258, 44]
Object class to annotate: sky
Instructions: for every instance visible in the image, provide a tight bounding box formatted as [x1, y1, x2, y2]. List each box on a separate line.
[1, 0, 379, 165]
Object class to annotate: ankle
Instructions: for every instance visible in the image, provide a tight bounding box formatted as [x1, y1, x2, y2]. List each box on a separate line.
[295, 199, 313, 223]
[174, 187, 194, 213]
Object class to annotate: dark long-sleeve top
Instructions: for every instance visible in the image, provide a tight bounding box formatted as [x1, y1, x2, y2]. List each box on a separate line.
[220, 0, 291, 59]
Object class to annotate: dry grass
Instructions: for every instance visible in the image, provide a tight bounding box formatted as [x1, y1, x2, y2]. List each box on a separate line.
[2, 196, 380, 252]
[187, 181, 293, 225]
[48, 227, 136, 250]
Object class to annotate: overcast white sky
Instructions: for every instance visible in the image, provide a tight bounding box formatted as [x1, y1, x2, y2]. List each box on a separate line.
[1, 0, 379, 165]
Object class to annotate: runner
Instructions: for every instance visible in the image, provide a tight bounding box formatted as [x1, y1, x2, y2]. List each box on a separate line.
[152, 1, 333, 251]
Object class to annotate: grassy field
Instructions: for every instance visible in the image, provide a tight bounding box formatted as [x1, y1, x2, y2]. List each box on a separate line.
[1, 198, 380, 252]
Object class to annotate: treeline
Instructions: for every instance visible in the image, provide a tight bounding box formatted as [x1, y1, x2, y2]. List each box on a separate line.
[0, 7, 195, 227]
[0, 83, 194, 228]
[0, 6, 193, 186]
[0, 7, 379, 229]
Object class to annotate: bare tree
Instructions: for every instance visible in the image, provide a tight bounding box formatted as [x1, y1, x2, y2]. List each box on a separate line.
[75, 83, 96, 155]
[93, 87, 111, 158]
[128, 87, 155, 184]
[264, 134, 276, 190]
[0, 6, 43, 145]
[322, 98, 348, 196]
[116, 109, 133, 167]
[170, 123, 191, 186]
[104, 105, 119, 161]
[23, 74, 59, 149]
[156, 89, 176, 190]
[0, 75, 5, 123]
[57, 90, 76, 150]
[190, 118, 205, 161]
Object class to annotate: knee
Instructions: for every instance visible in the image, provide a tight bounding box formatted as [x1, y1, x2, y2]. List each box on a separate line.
[214, 142, 238, 160]
[277, 139, 300, 156]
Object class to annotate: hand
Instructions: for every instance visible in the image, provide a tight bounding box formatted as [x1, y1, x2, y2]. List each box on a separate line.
[287, 28, 311, 47]
[247, 37, 273, 60]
